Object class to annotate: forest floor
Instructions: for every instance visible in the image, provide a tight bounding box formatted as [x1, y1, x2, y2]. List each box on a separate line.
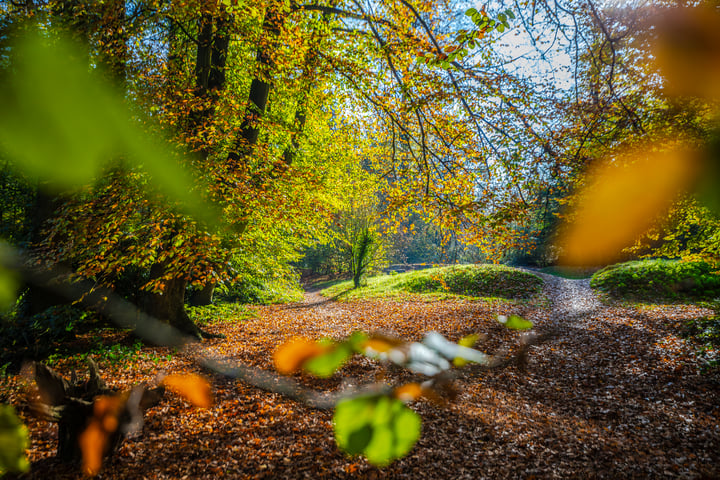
[3, 273, 720, 479]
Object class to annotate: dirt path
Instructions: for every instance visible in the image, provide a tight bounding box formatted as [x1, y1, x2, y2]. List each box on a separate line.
[533, 271, 601, 316]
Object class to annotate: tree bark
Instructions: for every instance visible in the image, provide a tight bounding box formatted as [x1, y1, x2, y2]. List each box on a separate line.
[33, 359, 164, 466]
[189, 282, 216, 306]
[228, 2, 284, 165]
[143, 262, 203, 341]
[23, 190, 69, 316]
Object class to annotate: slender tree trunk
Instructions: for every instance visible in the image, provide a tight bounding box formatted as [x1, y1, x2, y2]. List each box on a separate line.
[23, 189, 69, 316]
[155, 12, 230, 323]
[228, 2, 284, 165]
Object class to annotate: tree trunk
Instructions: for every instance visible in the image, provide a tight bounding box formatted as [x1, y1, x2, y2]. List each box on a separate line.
[143, 262, 203, 341]
[189, 282, 216, 306]
[33, 359, 164, 466]
[228, 2, 284, 165]
[23, 189, 69, 316]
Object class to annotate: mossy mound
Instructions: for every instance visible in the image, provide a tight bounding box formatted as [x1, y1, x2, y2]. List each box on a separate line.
[590, 259, 720, 302]
[321, 264, 544, 300]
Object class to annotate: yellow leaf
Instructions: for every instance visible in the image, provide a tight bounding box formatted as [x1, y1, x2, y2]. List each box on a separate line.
[273, 338, 326, 375]
[559, 143, 700, 265]
[162, 373, 213, 408]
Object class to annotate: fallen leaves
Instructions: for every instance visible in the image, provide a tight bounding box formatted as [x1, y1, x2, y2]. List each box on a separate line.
[2, 279, 719, 478]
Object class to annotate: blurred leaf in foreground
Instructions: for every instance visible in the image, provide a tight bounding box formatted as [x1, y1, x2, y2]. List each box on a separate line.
[558, 143, 701, 265]
[0, 244, 18, 311]
[0, 404, 30, 475]
[274, 337, 327, 375]
[652, 5, 720, 101]
[497, 314, 533, 331]
[333, 395, 421, 466]
[162, 374, 213, 408]
[0, 31, 215, 222]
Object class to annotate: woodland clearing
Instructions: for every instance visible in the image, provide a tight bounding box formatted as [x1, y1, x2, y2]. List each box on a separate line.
[3, 274, 720, 479]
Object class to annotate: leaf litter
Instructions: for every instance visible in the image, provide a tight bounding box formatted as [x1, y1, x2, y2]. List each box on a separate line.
[2, 275, 720, 479]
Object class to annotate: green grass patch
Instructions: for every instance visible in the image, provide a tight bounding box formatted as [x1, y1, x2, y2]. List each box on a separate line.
[320, 265, 544, 301]
[187, 301, 257, 326]
[217, 277, 304, 304]
[591, 259, 720, 302]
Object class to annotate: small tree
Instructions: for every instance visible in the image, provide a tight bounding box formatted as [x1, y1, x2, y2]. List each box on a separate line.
[351, 227, 380, 288]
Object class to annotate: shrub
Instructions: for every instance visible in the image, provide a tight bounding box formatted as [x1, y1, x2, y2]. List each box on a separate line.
[402, 265, 544, 299]
[590, 259, 720, 301]
[217, 269, 303, 304]
[0, 304, 96, 362]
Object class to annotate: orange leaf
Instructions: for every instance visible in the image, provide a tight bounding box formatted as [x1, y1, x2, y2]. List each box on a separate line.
[273, 337, 326, 375]
[362, 338, 396, 353]
[79, 395, 124, 476]
[394, 383, 423, 402]
[79, 421, 107, 476]
[162, 373, 213, 408]
[362, 333, 404, 354]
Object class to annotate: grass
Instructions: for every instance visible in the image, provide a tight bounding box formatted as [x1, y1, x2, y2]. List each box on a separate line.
[590, 258, 720, 302]
[320, 264, 544, 301]
[186, 302, 257, 325]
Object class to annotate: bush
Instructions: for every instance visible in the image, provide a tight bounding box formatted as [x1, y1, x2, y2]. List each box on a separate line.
[217, 269, 303, 304]
[402, 265, 544, 299]
[0, 304, 96, 362]
[590, 259, 720, 301]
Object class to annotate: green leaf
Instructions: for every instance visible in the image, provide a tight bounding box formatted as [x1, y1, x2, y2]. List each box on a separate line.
[465, 8, 478, 17]
[506, 9, 516, 19]
[0, 268, 18, 312]
[498, 13, 507, 23]
[303, 341, 353, 377]
[0, 32, 218, 224]
[333, 395, 421, 466]
[0, 405, 30, 475]
[497, 314, 533, 330]
[347, 331, 370, 353]
[496, 23, 505, 33]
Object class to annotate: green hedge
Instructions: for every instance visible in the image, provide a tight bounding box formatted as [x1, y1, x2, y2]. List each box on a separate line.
[590, 259, 720, 301]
